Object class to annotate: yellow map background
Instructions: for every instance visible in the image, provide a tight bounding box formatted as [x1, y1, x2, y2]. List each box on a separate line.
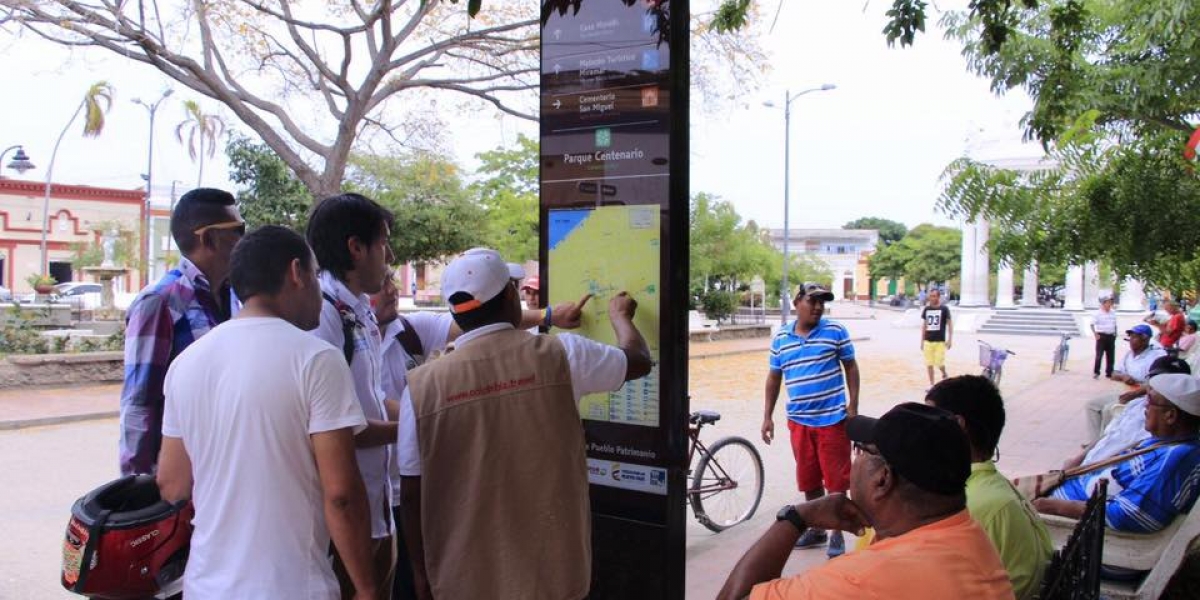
[548, 205, 661, 427]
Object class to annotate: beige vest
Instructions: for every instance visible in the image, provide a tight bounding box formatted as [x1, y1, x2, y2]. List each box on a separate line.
[408, 328, 590, 600]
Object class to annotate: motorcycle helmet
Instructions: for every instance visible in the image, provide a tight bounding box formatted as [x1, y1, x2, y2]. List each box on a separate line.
[61, 474, 193, 599]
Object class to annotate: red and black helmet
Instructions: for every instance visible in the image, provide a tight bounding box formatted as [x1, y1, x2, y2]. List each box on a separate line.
[61, 474, 193, 599]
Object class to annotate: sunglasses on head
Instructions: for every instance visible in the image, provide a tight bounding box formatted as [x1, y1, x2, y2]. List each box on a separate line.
[193, 221, 246, 236]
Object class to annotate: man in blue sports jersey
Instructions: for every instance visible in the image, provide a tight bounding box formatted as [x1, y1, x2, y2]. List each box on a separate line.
[762, 282, 861, 558]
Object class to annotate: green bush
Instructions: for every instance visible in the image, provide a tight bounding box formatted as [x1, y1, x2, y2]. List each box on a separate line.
[0, 306, 126, 355]
[700, 290, 738, 323]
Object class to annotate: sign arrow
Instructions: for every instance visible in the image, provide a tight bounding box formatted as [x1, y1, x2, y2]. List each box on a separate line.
[553, 99, 562, 109]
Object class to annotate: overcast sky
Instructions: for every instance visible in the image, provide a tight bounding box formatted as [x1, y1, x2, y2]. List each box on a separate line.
[0, 0, 1043, 230]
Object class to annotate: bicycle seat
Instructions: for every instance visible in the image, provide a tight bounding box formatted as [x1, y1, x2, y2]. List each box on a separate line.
[689, 410, 722, 425]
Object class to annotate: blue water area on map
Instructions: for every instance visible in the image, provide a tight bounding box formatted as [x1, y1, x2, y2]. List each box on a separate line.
[548, 209, 592, 250]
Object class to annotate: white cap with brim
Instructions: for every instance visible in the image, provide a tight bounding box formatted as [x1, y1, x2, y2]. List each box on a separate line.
[442, 248, 510, 314]
[1148, 373, 1200, 417]
[507, 263, 526, 281]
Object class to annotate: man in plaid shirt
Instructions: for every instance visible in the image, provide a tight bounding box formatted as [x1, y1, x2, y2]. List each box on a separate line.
[118, 188, 245, 476]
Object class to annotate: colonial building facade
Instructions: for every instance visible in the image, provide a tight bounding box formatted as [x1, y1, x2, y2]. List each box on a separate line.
[0, 179, 148, 294]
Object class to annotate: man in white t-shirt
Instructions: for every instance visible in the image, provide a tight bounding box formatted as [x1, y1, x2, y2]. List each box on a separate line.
[156, 225, 376, 600]
[397, 248, 653, 599]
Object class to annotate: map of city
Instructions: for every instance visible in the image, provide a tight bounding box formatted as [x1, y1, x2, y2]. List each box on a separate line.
[548, 205, 661, 427]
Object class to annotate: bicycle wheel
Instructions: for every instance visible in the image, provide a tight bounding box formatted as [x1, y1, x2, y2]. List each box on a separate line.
[689, 436, 764, 533]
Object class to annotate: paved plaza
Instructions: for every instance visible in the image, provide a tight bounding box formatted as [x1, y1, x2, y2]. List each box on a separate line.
[0, 304, 1155, 598]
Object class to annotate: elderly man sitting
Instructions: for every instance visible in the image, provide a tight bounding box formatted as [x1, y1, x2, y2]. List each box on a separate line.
[1035, 373, 1200, 533]
[717, 403, 1013, 600]
[1066, 356, 1191, 468]
[1083, 324, 1166, 442]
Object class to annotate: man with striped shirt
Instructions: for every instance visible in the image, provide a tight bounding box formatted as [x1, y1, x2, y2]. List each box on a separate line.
[762, 282, 861, 558]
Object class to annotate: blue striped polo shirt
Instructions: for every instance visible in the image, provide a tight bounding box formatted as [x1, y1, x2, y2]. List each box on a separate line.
[769, 318, 856, 427]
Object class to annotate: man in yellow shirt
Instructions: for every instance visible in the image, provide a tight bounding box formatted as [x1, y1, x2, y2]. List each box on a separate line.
[927, 376, 1054, 600]
[717, 403, 1013, 600]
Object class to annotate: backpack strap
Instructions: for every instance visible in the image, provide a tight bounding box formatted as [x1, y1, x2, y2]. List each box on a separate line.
[322, 292, 357, 365]
[394, 315, 425, 366]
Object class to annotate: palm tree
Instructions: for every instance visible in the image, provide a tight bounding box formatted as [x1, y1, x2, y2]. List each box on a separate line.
[40, 81, 114, 275]
[175, 100, 226, 187]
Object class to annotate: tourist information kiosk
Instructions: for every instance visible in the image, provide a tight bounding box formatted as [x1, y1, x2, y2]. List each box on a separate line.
[540, 0, 688, 597]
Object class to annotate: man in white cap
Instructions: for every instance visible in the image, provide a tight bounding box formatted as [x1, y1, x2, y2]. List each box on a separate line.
[370, 263, 586, 600]
[396, 248, 652, 600]
[1035, 373, 1200, 532]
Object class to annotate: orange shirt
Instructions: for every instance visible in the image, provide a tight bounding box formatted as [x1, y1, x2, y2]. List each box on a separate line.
[750, 511, 1015, 600]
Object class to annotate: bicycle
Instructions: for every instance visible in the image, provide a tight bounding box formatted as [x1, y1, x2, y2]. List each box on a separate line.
[687, 410, 765, 533]
[1051, 333, 1073, 374]
[978, 341, 1015, 386]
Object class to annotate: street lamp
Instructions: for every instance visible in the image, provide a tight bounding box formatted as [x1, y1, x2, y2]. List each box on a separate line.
[763, 83, 836, 324]
[0, 146, 35, 177]
[133, 89, 174, 285]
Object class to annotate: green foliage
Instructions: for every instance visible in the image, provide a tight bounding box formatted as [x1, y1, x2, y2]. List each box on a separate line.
[843, 217, 908, 246]
[226, 134, 313, 232]
[712, 0, 753, 33]
[690, 193, 777, 292]
[711, 0, 1034, 52]
[69, 223, 141, 271]
[699, 290, 738, 323]
[939, 132, 1200, 291]
[0, 306, 124, 355]
[25, 274, 55, 288]
[347, 152, 485, 264]
[868, 224, 961, 286]
[81, 81, 114, 137]
[472, 135, 539, 262]
[942, 0, 1200, 144]
[882, 0, 928, 48]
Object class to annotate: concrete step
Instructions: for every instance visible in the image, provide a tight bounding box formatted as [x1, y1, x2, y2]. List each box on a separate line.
[978, 326, 1079, 336]
[986, 313, 1079, 322]
[979, 321, 1078, 329]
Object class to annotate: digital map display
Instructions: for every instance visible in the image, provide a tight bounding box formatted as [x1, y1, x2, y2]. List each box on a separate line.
[548, 205, 660, 427]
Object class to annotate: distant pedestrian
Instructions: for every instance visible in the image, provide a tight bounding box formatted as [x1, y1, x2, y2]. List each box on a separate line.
[1092, 296, 1118, 379]
[920, 288, 953, 387]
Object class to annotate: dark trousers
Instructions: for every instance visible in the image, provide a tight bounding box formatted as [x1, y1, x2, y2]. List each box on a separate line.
[1094, 333, 1116, 376]
[391, 505, 417, 600]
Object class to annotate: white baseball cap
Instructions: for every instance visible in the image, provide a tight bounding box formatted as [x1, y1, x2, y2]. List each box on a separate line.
[1149, 373, 1200, 417]
[507, 262, 526, 281]
[442, 248, 510, 314]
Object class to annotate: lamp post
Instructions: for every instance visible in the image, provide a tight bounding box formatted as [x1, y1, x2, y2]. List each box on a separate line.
[133, 89, 174, 285]
[763, 83, 836, 325]
[0, 146, 35, 177]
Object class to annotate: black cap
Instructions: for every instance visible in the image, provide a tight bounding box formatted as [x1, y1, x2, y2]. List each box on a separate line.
[1149, 355, 1192, 377]
[793, 282, 835, 303]
[846, 403, 971, 496]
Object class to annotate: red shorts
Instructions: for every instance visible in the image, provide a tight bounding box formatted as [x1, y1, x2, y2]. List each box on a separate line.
[788, 419, 851, 494]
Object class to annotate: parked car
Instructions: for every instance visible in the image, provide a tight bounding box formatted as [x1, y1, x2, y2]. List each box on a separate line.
[54, 282, 103, 296]
[51, 282, 103, 309]
[0, 285, 11, 302]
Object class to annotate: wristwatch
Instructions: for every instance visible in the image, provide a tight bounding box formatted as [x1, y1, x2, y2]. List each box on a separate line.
[776, 504, 806, 533]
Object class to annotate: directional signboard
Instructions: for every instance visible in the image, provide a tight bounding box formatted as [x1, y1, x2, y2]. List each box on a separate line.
[540, 0, 688, 597]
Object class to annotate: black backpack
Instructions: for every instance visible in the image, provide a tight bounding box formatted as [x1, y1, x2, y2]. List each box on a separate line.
[323, 293, 423, 366]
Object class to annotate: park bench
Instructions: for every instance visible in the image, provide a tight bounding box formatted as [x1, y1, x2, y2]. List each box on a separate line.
[688, 310, 718, 341]
[1041, 507, 1200, 599]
